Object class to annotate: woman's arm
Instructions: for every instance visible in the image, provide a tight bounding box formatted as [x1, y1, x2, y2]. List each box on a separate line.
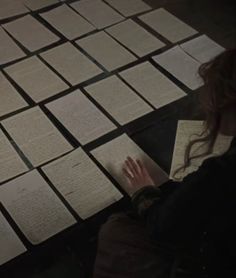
[124, 156, 228, 247]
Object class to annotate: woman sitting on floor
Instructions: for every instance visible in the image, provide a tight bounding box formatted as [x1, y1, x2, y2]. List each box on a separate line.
[93, 49, 236, 278]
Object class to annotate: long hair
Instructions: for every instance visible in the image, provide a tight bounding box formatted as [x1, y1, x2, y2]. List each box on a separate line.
[174, 49, 236, 177]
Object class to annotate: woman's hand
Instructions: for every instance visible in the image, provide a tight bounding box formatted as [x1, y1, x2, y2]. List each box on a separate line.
[122, 156, 155, 197]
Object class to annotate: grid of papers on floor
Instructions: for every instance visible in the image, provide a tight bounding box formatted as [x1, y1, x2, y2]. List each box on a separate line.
[0, 0, 226, 266]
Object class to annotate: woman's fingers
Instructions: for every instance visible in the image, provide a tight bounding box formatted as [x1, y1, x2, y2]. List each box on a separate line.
[122, 167, 133, 180]
[122, 157, 155, 195]
[122, 167, 136, 189]
[137, 159, 150, 177]
[123, 156, 149, 180]
[136, 159, 144, 173]
[127, 156, 140, 176]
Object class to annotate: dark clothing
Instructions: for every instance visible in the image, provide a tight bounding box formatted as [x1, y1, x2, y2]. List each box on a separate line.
[94, 138, 236, 278]
[93, 213, 174, 278]
[134, 137, 236, 277]
[93, 213, 205, 278]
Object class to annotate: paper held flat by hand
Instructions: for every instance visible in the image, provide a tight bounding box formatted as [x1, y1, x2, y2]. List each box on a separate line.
[120, 61, 186, 109]
[91, 134, 169, 194]
[106, 19, 165, 57]
[180, 35, 225, 63]
[0, 0, 29, 20]
[153, 46, 203, 90]
[40, 4, 95, 40]
[23, 0, 58, 11]
[70, 0, 124, 30]
[0, 211, 26, 265]
[139, 8, 197, 43]
[105, 0, 151, 17]
[40, 42, 103, 86]
[5, 56, 69, 102]
[170, 120, 233, 180]
[85, 75, 153, 125]
[3, 15, 59, 52]
[0, 27, 25, 66]
[0, 72, 28, 117]
[2, 107, 73, 167]
[76, 31, 136, 71]
[0, 129, 28, 183]
[46, 90, 116, 145]
[42, 148, 123, 219]
[0, 170, 76, 244]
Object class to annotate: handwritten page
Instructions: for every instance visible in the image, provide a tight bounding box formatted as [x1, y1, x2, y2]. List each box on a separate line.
[40, 42, 103, 85]
[0, 170, 76, 244]
[180, 35, 225, 63]
[0, 211, 26, 265]
[5, 56, 69, 102]
[70, 0, 124, 30]
[0, 0, 29, 20]
[23, 0, 58, 11]
[76, 31, 136, 71]
[105, 0, 151, 17]
[3, 15, 59, 52]
[0, 129, 28, 183]
[2, 107, 73, 167]
[106, 19, 165, 57]
[0, 72, 28, 117]
[41, 4, 95, 40]
[42, 148, 122, 219]
[153, 46, 203, 90]
[120, 61, 186, 109]
[170, 120, 233, 180]
[0, 27, 25, 65]
[46, 90, 116, 145]
[85, 75, 153, 125]
[91, 134, 169, 195]
[139, 8, 197, 43]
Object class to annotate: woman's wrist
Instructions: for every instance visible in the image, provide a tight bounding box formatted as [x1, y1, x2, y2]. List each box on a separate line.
[132, 186, 161, 217]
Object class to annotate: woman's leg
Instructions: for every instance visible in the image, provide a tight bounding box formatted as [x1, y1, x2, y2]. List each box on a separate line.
[93, 213, 174, 278]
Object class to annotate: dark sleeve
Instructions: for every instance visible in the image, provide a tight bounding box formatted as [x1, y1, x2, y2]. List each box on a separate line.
[132, 156, 228, 247]
[158, 179, 181, 198]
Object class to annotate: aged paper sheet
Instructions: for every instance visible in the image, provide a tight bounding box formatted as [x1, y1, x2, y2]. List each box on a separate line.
[170, 120, 233, 180]
[70, 0, 124, 29]
[91, 134, 169, 195]
[0, 0, 29, 20]
[85, 75, 153, 125]
[0, 129, 28, 183]
[0, 72, 28, 117]
[23, 0, 58, 11]
[0, 211, 26, 265]
[0, 27, 25, 65]
[5, 56, 69, 102]
[105, 0, 151, 17]
[41, 42, 103, 85]
[41, 4, 95, 40]
[42, 148, 122, 219]
[180, 35, 225, 63]
[3, 15, 59, 52]
[120, 61, 186, 108]
[77, 31, 136, 71]
[106, 19, 165, 57]
[0, 170, 76, 244]
[2, 107, 73, 167]
[46, 90, 116, 145]
[153, 46, 203, 90]
[139, 8, 197, 43]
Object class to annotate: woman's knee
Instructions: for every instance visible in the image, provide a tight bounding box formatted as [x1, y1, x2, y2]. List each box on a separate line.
[98, 213, 131, 239]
